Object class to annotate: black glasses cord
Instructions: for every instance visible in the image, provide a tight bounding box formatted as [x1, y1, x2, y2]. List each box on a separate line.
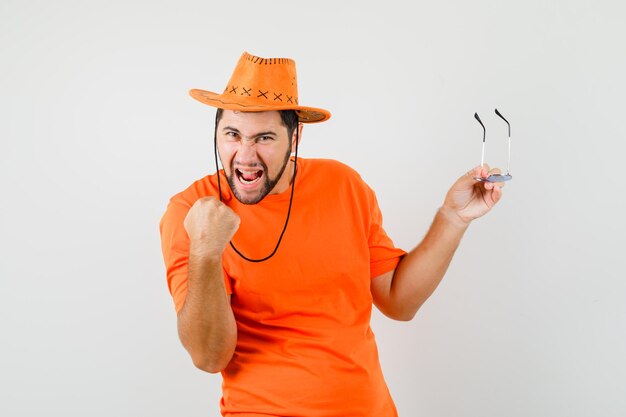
[213, 120, 299, 263]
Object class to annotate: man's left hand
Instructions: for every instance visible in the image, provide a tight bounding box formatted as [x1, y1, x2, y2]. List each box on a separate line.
[442, 164, 505, 226]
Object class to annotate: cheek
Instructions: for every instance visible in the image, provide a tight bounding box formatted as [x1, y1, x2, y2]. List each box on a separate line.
[258, 147, 286, 169]
[217, 144, 237, 170]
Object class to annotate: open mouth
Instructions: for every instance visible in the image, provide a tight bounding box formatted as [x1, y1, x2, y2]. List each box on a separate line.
[236, 168, 264, 185]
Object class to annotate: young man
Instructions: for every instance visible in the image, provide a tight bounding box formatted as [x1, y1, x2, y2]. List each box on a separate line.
[159, 51, 504, 416]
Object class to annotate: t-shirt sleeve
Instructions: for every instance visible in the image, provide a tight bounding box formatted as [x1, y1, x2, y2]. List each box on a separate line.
[159, 199, 233, 313]
[366, 187, 407, 279]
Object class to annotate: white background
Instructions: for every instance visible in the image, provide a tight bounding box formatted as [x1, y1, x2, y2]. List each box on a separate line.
[1, 0, 625, 416]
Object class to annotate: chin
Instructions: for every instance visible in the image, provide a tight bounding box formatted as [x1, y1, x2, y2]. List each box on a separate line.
[232, 186, 268, 205]
[226, 170, 274, 205]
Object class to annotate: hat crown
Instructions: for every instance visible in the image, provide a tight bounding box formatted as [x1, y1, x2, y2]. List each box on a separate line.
[223, 52, 299, 106]
[189, 51, 330, 123]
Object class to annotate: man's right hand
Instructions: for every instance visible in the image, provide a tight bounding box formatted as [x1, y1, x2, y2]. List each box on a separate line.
[183, 197, 240, 258]
[179, 197, 239, 373]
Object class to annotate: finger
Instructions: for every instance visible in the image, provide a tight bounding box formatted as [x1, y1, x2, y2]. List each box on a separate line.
[490, 184, 503, 205]
[488, 167, 506, 187]
[466, 164, 491, 177]
[480, 163, 491, 178]
[486, 180, 505, 189]
[465, 165, 491, 183]
[458, 166, 483, 188]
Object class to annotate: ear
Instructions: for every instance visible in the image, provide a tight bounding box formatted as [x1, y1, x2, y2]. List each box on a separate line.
[291, 123, 304, 152]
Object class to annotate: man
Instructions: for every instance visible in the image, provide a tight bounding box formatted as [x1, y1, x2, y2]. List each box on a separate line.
[159, 51, 504, 416]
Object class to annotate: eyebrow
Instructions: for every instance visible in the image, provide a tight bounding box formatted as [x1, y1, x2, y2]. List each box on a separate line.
[221, 126, 277, 138]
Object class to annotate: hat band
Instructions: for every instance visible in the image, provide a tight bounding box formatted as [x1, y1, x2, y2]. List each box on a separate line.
[222, 84, 299, 106]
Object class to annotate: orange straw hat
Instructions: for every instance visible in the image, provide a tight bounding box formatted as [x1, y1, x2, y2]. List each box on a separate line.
[189, 51, 331, 123]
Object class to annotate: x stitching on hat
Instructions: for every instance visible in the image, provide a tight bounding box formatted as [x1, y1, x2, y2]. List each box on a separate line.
[190, 53, 329, 124]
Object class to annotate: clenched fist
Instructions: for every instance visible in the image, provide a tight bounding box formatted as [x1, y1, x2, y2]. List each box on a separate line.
[183, 197, 240, 258]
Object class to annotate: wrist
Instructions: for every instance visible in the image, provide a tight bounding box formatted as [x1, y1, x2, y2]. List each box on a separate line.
[189, 240, 225, 263]
[438, 206, 471, 230]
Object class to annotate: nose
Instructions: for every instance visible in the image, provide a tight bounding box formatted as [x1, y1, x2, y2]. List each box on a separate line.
[235, 140, 258, 165]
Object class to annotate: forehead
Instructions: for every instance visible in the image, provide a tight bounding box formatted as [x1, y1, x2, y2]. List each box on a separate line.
[218, 110, 286, 135]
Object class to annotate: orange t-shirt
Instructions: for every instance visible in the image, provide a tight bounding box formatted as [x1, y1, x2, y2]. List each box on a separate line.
[160, 158, 406, 417]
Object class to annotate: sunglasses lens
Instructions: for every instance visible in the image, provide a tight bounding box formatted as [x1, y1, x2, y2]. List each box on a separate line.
[474, 174, 513, 183]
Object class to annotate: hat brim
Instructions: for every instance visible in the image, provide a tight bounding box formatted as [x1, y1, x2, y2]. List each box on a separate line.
[189, 89, 331, 123]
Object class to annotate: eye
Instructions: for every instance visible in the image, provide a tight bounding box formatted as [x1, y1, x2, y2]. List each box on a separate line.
[225, 131, 239, 140]
[258, 136, 274, 143]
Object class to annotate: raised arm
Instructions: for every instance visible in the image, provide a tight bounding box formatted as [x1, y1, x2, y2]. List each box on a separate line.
[177, 197, 239, 373]
[372, 165, 504, 321]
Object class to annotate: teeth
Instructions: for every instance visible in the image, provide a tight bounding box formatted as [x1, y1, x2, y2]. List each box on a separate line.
[237, 169, 262, 185]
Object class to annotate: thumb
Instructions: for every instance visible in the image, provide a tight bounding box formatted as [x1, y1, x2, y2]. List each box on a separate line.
[457, 164, 490, 188]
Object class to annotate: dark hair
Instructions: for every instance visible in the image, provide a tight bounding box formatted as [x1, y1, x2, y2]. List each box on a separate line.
[215, 108, 299, 138]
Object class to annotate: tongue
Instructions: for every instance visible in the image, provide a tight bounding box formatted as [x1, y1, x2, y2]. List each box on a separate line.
[241, 171, 260, 181]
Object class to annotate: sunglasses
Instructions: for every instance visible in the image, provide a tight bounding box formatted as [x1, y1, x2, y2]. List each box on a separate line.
[474, 109, 513, 183]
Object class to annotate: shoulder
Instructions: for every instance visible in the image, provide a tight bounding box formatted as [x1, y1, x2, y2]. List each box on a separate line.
[160, 173, 226, 228]
[302, 158, 365, 184]
[300, 158, 374, 203]
[167, 172, 227, 208]
[159, 172, 233, 249]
